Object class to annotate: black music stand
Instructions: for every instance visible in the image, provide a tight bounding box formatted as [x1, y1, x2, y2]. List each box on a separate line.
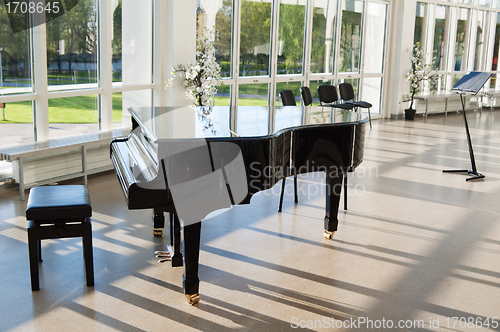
[442, 71, 491, 181]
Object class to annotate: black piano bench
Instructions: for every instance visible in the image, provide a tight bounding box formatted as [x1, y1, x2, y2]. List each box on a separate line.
[26, 185, 94, 291]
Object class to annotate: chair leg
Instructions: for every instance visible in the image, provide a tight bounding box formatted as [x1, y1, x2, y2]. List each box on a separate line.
[294, 174, 298, 203]
[27, 228, 40, 291]
[82, 219, 94, 287]
[368, 108, 372, 129]
[278, 177, 286, 212]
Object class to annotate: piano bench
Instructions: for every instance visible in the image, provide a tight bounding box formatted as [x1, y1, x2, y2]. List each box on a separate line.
[26, 185, 94, 291]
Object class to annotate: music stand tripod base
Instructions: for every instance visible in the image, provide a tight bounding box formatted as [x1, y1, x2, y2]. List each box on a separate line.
[442, 169, 485, 181]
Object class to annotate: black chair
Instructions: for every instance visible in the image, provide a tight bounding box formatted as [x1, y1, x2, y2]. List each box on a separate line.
[317, 85, 354, 110]
[279, 90, 297, 106]
[300, 86, 313, 106]
[338, 83, 373, 129]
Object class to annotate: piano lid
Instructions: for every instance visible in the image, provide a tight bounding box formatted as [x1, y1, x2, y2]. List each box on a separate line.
[129, 105, 365, 142]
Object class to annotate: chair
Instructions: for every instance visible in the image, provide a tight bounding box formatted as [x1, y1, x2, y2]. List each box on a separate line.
[300, 86, 313, 106]
[317, 85, 354, 110]
[279, 90, 297, 106]
[338, 82, 373, 129]
[26, 185, 94, 291]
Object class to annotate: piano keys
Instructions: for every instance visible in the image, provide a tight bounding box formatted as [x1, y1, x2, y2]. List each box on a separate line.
[110, 105, 366, 304]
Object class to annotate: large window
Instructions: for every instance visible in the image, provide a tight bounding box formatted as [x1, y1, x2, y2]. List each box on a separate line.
[414, 2, 427, 45]
[196, 0, 233, 79]
[433, 5, 450, 71]
[339, 0, 363, 74]
[46, 0, 98, 88]
[240, 0, 272, 77]
[311, 0, 337, 74]
[454, 8, 469, 72]
[0, 2, 32, 95]
[0, 0, 154, 147]
[277, 0, 306, 75]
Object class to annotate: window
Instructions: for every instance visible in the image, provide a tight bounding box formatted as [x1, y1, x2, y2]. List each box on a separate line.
[433, 5, 450, 71]
[240, 0, 272, 77]
[277, 0, 306, 75]
[454, 8, 469, 72]
[339, 0, 363, 74]
[310, 0, 337, 74]
[196, 0, 233, 79]
[414, 2, 427, 45]
[474, 10, 490, 71]
[0, 2, 32, 94]
[46, 0, 98, 88]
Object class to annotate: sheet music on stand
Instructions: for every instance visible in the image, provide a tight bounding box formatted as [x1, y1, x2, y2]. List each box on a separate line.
[443, 71, 491, 181]
[450, 71, 491, 95]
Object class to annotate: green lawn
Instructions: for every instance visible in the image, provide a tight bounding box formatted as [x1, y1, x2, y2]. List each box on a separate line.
[0, 94, 122, 123]
[1, 93, 274, 124]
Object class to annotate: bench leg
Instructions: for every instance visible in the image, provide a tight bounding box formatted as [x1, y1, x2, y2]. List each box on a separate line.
[27, 227, 40, 291]
[82, 219, 94, 287]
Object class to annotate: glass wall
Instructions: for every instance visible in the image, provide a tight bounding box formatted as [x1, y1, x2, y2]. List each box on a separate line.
[474, 10, 490, 71]
[433, 5, 450, 71]
[196, 0, 233, 78]
[0, 0, 154, 147]
[454, 8, 469, 72]
[414, 1, 500, 96]
[414, 2, 427, 45]
[0, 5, 32, 94]
[240, 0, 272, 77]
[339, 0, 363, 74]
[49, 95, 98, 138]
[0, 101, 33, 147]
[46, 0, 98, 87]
[310, 0, 337, 74]
[277, 0, 306, 75]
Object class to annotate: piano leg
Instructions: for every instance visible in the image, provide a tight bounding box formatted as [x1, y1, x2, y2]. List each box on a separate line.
[343, 174, 348, 211]
[294, 174, 298, 203]
[324, 173, 343, 240]
[152, 209, 165, 237]
[183, 221, 201, 305]
[278, 177, 286, 212]
[168, 213, 183, 267]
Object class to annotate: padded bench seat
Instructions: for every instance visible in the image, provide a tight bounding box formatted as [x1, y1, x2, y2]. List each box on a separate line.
[26, 185, 94, 291]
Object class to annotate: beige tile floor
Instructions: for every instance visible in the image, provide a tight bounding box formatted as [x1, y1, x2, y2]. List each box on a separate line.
[1, 111, 500, 331]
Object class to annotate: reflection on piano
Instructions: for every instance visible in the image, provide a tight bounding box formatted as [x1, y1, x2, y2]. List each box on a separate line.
[110, 105, 366, 304]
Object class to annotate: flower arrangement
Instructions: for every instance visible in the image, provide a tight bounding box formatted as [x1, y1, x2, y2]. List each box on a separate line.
[406, 42, 439, 110]
[166, 29, 222, 107]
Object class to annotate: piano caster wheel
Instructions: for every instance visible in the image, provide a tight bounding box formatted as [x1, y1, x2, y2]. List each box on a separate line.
[185, 293, 200, 306]
[323, 230, 335, 240]
[155, 251, 171, 263]
[153, 228, 163, 237]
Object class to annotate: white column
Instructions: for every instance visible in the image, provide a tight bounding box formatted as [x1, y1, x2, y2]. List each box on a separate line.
[32, 13, 49, 141]
[386, 0, 417, 118]
[164, 0, 197, 107]
[99, 0, 113, 131]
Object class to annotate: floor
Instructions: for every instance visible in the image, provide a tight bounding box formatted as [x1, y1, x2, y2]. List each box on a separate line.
[1, 111, 499, 332]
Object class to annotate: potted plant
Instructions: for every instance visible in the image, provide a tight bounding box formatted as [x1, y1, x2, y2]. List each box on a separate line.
[166, 28, 222, 108]
[405, 42, 438, 120]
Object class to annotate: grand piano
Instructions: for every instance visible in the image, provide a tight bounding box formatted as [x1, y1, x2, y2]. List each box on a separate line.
[110, 105, 366, 304]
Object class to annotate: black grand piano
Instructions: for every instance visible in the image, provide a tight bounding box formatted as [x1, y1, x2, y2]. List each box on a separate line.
[110, 105, 366, 304]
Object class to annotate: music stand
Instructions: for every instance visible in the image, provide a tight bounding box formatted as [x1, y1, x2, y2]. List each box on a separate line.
[442, 71, 491, 181]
